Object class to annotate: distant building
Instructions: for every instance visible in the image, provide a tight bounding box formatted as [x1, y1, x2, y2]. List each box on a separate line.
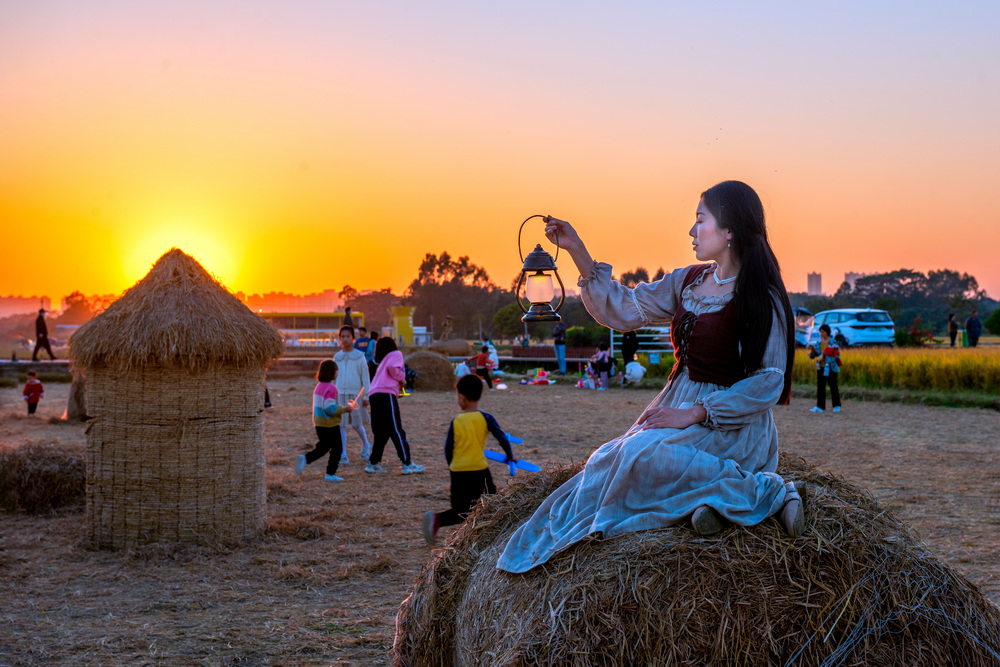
[0, 295, 51, 319]
[242, 289, 342, 313]
[844, 272, 868, 291]
[807, 273, 823, 296]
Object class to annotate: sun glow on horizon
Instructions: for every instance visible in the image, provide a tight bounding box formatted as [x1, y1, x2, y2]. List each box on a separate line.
[123, 220, 243, 292]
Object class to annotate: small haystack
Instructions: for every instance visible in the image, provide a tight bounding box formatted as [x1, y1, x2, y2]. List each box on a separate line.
[0, 441, 86, 512]
[71, 249, 284, 550]
[427, 339, 473, 357]
[395, 454, 1000, 666]
[405, 351, 455, 391]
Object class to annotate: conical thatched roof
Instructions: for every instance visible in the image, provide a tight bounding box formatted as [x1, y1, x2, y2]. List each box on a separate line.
[71, 248, 284, 370]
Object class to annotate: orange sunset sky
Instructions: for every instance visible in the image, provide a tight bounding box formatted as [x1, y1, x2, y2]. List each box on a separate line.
[2, 2, 999, 307]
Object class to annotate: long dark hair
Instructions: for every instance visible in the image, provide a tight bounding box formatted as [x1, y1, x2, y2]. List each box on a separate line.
[374, 336, 398, 363]
[701, 181, 795, 404]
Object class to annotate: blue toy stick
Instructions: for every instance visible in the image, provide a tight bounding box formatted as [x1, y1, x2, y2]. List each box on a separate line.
[484, 450, 541, 473]
[505, 433, 524, 444]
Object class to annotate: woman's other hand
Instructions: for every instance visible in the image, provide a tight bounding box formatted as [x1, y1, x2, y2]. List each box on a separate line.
[637, 404, 706, 430]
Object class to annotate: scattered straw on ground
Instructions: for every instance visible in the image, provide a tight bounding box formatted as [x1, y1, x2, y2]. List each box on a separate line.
[1, 379, 997, 665]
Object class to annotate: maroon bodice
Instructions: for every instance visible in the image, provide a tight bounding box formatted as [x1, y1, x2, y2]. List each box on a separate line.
[670, 265, 745, 387]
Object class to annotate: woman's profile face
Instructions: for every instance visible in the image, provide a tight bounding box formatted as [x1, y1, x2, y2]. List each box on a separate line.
[689, 198, 732, 263]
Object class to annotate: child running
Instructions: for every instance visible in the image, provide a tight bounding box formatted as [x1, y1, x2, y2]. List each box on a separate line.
[422, 374, 515, 545]
[334, 325, 372, 464]
[366, 336, 425, 475]
[293, 359, 354, 482]
[22, 370, 44, 416]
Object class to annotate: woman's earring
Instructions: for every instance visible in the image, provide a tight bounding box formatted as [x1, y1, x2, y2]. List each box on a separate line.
[727, 241, 731, 248]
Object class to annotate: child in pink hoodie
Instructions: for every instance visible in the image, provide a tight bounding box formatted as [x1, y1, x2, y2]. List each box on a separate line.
[365, 337, 425, 475]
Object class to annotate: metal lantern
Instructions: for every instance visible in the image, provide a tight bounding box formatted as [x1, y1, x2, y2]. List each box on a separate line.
[516, 215, 565, 322]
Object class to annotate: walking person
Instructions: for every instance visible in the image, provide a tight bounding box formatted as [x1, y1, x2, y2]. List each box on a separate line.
[33, 309, 56, 361]
[421, 374, 515, 545]
[948, 313, 959, 347]
[334, 325, 372, 464]
[965, 310, 982, 347]
[365, 336, 425, 475]
[621, 330, 639, 363]
[467, 346, 495, 390]
[293, 359, 354, 482]
[552, 321, 567, 374]
[807, 324, 841, 413]
[497, 180, 803, 574]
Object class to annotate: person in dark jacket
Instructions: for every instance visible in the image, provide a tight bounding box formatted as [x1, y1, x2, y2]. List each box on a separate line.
[33, 309, 56, 361]
[965, 310, 982, 347]
[948, 314, 959, 347]
[621, 330, 639, 363]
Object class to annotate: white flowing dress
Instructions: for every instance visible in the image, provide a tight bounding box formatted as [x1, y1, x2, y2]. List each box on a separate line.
[496, 263, 791, 573]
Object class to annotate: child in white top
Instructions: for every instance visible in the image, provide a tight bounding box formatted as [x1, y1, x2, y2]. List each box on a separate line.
[334, 325, 372, 463]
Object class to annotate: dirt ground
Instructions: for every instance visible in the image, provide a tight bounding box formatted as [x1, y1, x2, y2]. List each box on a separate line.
[1, 377, 998, 666]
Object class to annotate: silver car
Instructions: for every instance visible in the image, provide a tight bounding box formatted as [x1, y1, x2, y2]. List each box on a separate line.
[807, 309, 895, 347]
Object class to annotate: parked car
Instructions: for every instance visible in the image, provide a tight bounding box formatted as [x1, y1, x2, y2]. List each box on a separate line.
[806, 308, 895, 348]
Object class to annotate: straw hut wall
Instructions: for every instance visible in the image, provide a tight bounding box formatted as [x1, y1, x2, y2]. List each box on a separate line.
[71, 249, 284, 550]
[395, 454, 1000, 666]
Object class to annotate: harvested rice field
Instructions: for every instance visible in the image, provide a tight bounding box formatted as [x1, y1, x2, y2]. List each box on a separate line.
[1, 377, 998, 665]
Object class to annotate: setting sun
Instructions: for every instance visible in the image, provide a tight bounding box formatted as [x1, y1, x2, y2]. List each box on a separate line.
[123, 221, 242, 291]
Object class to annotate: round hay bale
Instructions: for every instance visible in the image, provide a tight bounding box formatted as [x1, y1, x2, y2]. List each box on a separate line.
[405, 351, 456, 391]
[428, 339, 474, 357]
[395, 454, 1000, 666]
[0, 441, 86, 513]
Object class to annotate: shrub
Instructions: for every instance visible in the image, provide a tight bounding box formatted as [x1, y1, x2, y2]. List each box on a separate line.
[984, 308, 1000, 335]
[566, 325, 606, 348]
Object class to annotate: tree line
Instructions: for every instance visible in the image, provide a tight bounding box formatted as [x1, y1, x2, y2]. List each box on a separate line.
[793, 268, 997, 335]
[4, 261, 995, 349]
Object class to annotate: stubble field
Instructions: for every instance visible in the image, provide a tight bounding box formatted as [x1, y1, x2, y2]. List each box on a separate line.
[1, 377, 998, 665]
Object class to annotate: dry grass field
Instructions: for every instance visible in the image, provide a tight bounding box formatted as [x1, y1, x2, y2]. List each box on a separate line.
[1, 377, 998, 666]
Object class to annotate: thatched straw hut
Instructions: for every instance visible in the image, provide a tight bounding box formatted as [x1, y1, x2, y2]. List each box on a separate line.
[405, 351, 456, 391]
[71, 249, 284, 549]
[395, 454, 1000, 666]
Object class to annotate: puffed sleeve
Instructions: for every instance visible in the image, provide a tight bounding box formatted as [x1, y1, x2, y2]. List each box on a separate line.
[694, 298, 789, 430]
[579, 263, 691, 331]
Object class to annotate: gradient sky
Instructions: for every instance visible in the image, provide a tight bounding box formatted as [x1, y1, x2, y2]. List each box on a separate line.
[2, 1, 998, 307]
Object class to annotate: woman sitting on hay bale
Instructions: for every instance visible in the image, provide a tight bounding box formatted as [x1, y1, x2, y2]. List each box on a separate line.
[497, 180, 802, 573]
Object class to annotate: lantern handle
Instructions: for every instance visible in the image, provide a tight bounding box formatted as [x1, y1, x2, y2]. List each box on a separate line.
[518, 215, 560, 264]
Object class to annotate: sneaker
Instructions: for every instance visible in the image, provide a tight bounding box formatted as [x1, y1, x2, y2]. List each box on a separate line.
[340, 455, 350, 465]
[324, 474, 344, 482]
[832, 407, 841, 413]
[364, 463, 387, 474]
[691, 505, 728, 536]
[401, 463, 426, 475]
[809, 407, 824, 413]
[421, 510, 439, 546]
[293, 455, 306, 476]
